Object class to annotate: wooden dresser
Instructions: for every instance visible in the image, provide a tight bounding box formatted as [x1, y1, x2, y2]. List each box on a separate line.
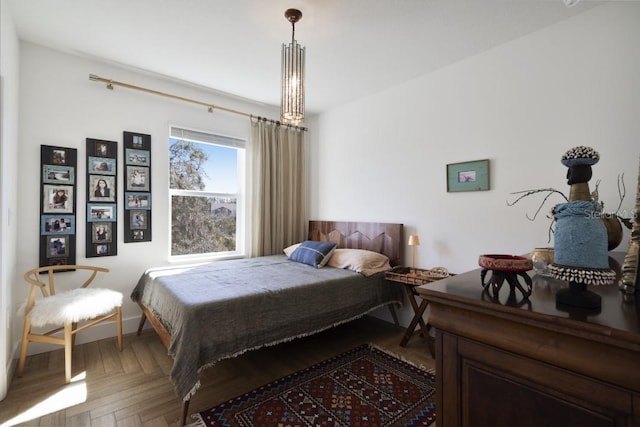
[417, 253, 640, 427]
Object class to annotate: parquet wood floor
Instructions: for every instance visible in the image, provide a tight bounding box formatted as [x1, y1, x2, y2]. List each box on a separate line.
[0, 316, 435, 427]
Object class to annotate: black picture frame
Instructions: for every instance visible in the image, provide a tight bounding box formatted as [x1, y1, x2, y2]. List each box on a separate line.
[123, 131, 152, 243]
[86, 138, 118, 257]
[40, 145, 77, 267]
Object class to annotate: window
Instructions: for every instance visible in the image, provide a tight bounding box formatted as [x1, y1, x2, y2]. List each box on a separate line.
[169, 126, 245, 258]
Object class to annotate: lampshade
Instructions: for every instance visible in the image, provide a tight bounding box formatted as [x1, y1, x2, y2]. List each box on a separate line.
[408, 235, 420, 246]
[281, 9, 305, 125]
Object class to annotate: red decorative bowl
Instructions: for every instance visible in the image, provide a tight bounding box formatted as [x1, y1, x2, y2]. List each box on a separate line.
[478, 254, 533, 272]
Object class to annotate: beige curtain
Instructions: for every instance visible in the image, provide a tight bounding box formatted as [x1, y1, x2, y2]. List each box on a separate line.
[249, 120, 308, 256]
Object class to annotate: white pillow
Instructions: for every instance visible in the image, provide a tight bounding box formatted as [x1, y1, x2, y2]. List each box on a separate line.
[283, 243, 301, 257]
[327, 249, 392, 277]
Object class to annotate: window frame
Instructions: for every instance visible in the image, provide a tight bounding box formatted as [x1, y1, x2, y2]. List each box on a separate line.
[168, 126, 246, 262]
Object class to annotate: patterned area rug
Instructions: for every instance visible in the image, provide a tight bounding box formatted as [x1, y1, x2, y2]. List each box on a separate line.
[192, 344, 436, 427]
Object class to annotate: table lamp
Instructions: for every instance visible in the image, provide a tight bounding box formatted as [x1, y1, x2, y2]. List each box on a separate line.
[408, 235, 420, 273]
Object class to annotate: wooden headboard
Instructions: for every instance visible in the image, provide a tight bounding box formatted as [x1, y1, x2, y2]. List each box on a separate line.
[308, 221, 403, 267]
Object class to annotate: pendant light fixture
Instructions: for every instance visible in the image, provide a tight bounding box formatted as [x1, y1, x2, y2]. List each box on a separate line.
[281, 8, 305, 125]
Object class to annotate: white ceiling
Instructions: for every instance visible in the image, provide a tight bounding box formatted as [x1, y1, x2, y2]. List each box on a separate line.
[7, 0, 606, 115]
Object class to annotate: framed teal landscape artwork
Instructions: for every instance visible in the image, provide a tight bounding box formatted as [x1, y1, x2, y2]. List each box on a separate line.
[447, 159, 490, 192]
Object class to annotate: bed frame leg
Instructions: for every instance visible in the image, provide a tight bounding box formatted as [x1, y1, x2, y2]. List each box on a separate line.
[388, 304, 400, 326]
[181, 398, 190, 426]
[136, 313, 147, 336]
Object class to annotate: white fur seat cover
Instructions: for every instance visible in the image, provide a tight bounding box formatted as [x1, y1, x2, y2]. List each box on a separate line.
[28, 288, 123, 328]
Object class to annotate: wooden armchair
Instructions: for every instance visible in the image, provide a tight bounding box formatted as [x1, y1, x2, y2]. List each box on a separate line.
[18, 265, 123, 383]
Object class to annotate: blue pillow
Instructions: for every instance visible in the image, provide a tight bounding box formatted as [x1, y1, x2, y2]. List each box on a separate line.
[288, 240, 337, 268]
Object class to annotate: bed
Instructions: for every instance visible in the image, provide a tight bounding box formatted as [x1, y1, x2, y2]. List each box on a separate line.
[130, 220, 404, 423]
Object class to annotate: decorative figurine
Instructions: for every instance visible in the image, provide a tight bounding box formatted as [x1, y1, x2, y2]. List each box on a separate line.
[548, 146, 616, 309]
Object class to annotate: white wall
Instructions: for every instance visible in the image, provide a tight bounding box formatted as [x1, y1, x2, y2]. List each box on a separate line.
[13, 43, 281, 355]
[0, 0, 21, 401]
[310, 2, 640, 326]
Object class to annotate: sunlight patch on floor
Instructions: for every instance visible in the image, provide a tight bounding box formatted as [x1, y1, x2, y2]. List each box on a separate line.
[0, 372, 87, 427]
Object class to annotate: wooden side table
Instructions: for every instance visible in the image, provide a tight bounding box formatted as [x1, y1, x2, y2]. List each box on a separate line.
[385, 266, 450, 357]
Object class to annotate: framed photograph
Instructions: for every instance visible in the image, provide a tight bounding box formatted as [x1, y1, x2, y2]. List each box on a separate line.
[126, 149, 150, 166]
[41, 215, 75, 235]
[43, 184, 74, 213]
[124, 132, 150, 150]
[43, 164, 74, 184]
[42, 145, 76, 167]
[130, 210, 147, 230]
[88, 175, 116, 202]
[87, 138, 117, 157]
[46, 235, 69, 258]
[126, 166, 149, 192]
[94, 244, 110, 256]
[132, 230, 145, 240]
[88, 156, 116, 175]
[51, 148, 67, 165]
[125, 192, 151, 210]
[91, 222, 113, 243]
[87, 203, 117, 222]
[446, 159, 490, 192]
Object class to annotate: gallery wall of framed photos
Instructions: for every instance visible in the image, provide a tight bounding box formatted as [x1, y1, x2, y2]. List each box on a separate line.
[39, 133, 152, 265]
[86, 138, 118, 257]
[40, 145, 77, 267]
[123, 131, 152, 243]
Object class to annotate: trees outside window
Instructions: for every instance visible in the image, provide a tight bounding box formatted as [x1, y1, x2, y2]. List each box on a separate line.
[169, 127, 245, 257]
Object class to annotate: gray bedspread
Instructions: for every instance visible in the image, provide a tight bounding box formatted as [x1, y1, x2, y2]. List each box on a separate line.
[130, 255, 402, 401]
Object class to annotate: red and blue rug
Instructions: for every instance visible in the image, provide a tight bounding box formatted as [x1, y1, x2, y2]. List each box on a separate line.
[193, 344, 436, 426]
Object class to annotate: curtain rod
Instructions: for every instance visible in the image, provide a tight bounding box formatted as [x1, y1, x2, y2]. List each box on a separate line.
[88, 74, 307, 132]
